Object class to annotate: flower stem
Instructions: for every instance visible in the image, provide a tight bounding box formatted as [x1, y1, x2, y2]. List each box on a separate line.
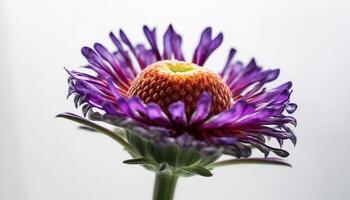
[153, 172, 178, 200]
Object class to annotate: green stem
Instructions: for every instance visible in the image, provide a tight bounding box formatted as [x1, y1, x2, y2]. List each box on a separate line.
[153, 172, 179, 200]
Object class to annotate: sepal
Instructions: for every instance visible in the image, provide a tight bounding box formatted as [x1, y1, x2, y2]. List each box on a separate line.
[123, 158, 151, 165]
[182, 166, 213, 177]
[125, 129, 220, 176]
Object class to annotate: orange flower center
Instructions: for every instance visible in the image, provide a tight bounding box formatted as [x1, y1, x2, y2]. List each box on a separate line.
[127, 60, 233, 117]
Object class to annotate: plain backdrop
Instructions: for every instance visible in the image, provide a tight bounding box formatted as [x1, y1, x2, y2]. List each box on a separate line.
[1, 0, 350, 199]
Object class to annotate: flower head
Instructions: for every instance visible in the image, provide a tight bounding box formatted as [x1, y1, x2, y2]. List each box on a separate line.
[66, 25, 297, 160]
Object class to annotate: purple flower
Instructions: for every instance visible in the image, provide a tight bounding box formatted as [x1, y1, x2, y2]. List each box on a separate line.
[65, 25, 297, 159]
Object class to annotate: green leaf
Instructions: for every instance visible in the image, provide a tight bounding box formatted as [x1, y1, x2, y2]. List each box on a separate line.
[123, 158, 151, 165]
[78, 126, 98, 132]
[183, 166, 213, 177]
[56, 113, 137, 156]
[209, 158, 292, 168]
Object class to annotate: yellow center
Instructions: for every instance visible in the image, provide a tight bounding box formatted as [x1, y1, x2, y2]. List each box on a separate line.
[158, 61, 200, 73]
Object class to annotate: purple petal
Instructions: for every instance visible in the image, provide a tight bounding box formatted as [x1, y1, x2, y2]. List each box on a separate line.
[171, 32, 185, 61]
[102, 102, 119, 115]
[192, 27, 212, 65]
[93, 43, 131, 82]
[247, 126, 296, 143]
[115, 98, 133, 117]
[286, 103, 298, 114]
[146, 103, 172, 127]
[109, 32, 126, 52]
[127, 97, 147, 115]
[143, 26, 161, 60]
[168, 101, 188, 126]
[250, 82, 292, 105]
[264, 115, 297, 127]
[220, 48, 236, 77]
[66, 69, 106, 87]
[119, 29, 136, 55]
[224, 61, 244, 84]
[137, 47, 156, 68]
[235, 108, 275, 126]
[190, 92, 212, 125]
[208, 33, 223, 55]
[176, 133, 193, 147]
[211, 136, 238, 145]
[114, 97, 149, 123]
[80, 47, 130, 91]
[81, 47, 111, 77]
[263, 69, 280, 83]
[163, 25, 173, 59]
[107, 79, 122, 99]
[119, 29, 147, 68]
[73, 80, 106, 109]
[109, 32, 137, 76]
[201, 101, 247, 129]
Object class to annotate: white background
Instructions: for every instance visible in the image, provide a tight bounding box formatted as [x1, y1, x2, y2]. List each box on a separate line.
[1, 0, 350, 199]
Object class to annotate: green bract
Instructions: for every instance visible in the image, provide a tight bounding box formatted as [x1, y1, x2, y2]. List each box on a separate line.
[124, 130, 222, 177]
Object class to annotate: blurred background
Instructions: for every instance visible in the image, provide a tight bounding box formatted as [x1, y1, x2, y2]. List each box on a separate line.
[1, 0, 349, 199]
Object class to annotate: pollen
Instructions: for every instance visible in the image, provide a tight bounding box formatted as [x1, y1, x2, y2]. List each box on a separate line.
[127, 60, 233, 117]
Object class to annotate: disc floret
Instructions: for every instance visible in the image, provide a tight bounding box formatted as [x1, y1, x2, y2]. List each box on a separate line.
[127, 60, 233, 117]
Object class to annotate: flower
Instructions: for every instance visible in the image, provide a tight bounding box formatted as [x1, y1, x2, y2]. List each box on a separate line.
[65, 25, 297, 160]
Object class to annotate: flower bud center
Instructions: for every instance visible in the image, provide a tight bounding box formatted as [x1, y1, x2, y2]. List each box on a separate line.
[127, 60, 233, 117]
